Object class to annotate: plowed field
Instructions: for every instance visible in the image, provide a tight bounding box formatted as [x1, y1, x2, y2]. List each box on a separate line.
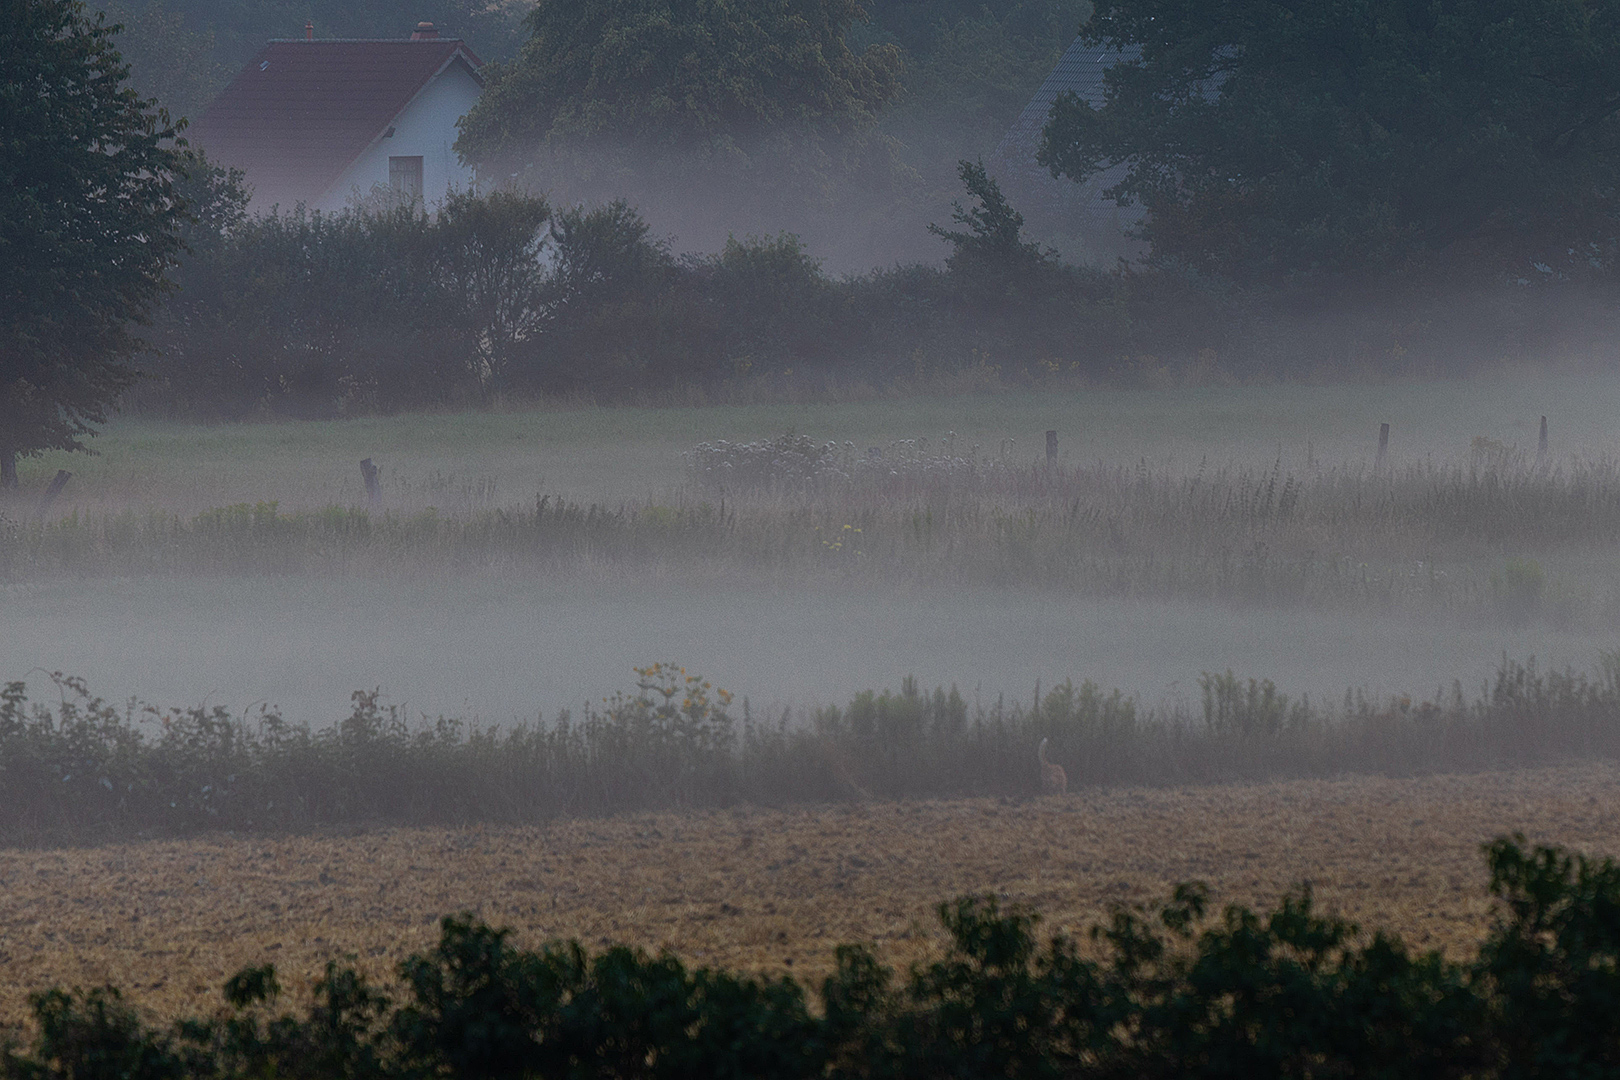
[3, 765, 1617, 1024]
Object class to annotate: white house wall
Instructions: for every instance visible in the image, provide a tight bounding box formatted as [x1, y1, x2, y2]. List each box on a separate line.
[318, 62, 482, 212]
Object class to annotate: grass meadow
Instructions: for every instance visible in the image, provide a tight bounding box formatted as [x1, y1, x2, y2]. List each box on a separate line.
[10, 367, 1620, 513]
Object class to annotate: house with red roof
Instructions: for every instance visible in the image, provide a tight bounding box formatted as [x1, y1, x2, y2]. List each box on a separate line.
[187, 22, 484, 214]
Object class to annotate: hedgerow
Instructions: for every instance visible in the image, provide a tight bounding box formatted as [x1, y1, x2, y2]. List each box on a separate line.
[3, 653, 1620, 843]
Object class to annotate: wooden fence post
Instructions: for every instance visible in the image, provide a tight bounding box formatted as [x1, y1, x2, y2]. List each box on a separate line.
[1376, 423, 1390, 468]
[36, 470, 71, 517]
[360, 458, 381, 504]
[1046, 430, 1058, 465]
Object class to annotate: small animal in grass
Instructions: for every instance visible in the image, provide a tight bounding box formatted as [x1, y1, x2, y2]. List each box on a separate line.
[1038, 737, 1067, 795]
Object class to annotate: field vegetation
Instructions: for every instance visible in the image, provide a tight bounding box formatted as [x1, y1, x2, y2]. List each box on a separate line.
[17, 374, 1611, 510]
[9, 430, 1620, 627]
[6, 373, 1620, 719]
[4, 648, 1620, 845]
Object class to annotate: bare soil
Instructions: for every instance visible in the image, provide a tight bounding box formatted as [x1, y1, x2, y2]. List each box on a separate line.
[2, 764, 1616, 1025]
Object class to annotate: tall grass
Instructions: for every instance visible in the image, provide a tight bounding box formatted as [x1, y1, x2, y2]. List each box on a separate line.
[8, 439, 1620, 621]
[5, 653, 1619, 844]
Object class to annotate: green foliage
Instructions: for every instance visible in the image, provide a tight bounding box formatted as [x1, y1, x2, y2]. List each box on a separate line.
[1039, 0, 1620, 290]
[929, 159, 1057, 306]
[453, 0, 911, 265]
[432, 188, 554, 396]
[1478, 836, 1620, 1076]
[99, 0, 232, 121]
[12, 838, 1620, 1078]
[706, 233, 844, 373]
[0, 0, 188, 485]
[13, 986, 187, 1080]
[149, 189, 577, 413]
[138, 172, 1136, 414]
[550, 200, 675, 310]
[162, 959, 392, 1080]
[170, 150, 250, 247]
[457, 0, 903, 161]
[542, 201, 707, 392]
[849, 0, 1090, 262]
[145, 202, 466, 417]
[391, 915, 821, 1080]
[865, 0, 1089, 136]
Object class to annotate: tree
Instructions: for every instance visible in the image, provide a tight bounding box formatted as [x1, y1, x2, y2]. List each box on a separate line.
[453, 0, 906, 258]
[705, 232, 839, 372]
[100, 0, 232, 121]
[431, 188, 553, 397]
[548, 199, 673, 313]
[1038, 0, 1620, 291]
[929, 159, 1056, 307]
[542, 200, 716, 391]
[456, 0, 903, 161]
[101, 0, 530, 93]
[170, 149, 250, 247]
[0, 0, 187, 488]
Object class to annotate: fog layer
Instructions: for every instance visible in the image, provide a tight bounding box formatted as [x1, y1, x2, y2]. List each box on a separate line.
[3, 576, 1606, 726]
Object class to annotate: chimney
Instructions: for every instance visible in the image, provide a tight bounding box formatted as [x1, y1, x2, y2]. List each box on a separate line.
[411, 21, 439, 39]
[305, 20, 313, 39]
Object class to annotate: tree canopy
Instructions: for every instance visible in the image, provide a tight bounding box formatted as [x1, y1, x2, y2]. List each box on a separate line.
[1038, 0, 1620, 290]
[929, 159, 1057, 306]
[456, 0, 904, 163]
[0, 0, 188, 486]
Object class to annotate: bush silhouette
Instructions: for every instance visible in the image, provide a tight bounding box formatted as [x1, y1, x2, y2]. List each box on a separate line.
[8, 838, 1620, 1078]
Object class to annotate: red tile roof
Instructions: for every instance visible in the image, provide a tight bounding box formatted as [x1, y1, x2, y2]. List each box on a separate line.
[187, 39, 484, 211]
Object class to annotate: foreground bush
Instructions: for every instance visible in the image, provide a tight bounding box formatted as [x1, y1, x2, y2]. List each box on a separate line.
[4, 838, 1618, 1078]
[3, 653, 1620, 842]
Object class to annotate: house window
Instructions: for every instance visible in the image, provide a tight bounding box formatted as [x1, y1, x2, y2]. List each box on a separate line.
[389, 156, 423, 200]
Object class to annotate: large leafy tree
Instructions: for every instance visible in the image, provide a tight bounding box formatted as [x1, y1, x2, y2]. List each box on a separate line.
[457, 0, 904, 162]
[100, 0, 232, 121]
[0, 0, 187, 488]
[1038, 0, 1620, 290]
[455, 0, 907, 264]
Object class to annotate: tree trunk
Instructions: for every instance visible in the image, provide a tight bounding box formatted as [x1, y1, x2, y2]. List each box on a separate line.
[0, 449, 15, 490]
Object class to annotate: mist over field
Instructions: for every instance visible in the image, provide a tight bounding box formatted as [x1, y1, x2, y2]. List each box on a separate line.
[19, 0, 1620, 1062]
[1, 576, 1611, 729]
[7, 372, 1620, 728]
